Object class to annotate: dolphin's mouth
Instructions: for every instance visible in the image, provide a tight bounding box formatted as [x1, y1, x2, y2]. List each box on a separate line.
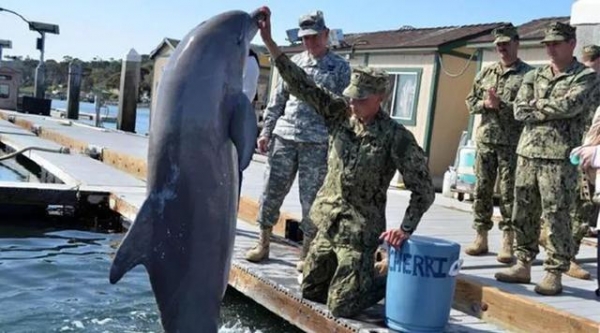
[247, 9, 264, 39]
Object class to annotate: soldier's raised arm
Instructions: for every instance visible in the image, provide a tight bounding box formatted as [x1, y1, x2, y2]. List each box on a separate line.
[272, 54, 349, 127]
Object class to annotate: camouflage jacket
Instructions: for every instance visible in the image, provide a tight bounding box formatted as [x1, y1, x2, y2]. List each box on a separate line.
[261, 50, 351, 143]
[466, 59, 533, 146]
[514, 59, 597, 159]
[583, 76, 600, 136]
[582, 76, 600, 145]
[272, 53, 435, 247]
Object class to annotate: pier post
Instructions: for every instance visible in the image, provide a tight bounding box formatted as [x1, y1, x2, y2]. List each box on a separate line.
[66, 60, 82, 120]
[117, 48, 141, 133]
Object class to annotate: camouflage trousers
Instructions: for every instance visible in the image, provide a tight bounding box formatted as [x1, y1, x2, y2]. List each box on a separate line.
[513, 156, 576, 272]
[472, 142, 517, 231]
[256, 135, 328, 238]
[569, 173, 599, 257]
[301, 228, 386, 318]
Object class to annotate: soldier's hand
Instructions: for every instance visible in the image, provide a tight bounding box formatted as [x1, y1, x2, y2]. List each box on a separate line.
[257, 136, 270, 154]
[380, 229, 410, 249]
[572, 146, 598, 169]
[484, 88, 500, 110]
[256, 7, 273, 43]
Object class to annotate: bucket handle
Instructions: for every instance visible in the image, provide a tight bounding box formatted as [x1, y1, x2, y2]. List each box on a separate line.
[448, 258, 463, 277]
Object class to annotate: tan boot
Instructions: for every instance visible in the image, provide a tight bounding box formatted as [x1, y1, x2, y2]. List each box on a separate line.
[245, 227, 272, 263]
[295, 234, 313, 272]
[534, 271, 562, 295]
[497, 230, 514, 264]
[494, 260, 531, 284]
[565, 260, 591, 280]
[465, 230, 488, 256]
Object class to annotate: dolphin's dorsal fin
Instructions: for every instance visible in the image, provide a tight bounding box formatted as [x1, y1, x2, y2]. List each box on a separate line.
[109, 196, 155, 284]
[228, 92, 258, 172]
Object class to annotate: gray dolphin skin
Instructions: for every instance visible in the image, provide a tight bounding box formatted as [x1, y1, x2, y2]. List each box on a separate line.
[108, 9, 260, 333]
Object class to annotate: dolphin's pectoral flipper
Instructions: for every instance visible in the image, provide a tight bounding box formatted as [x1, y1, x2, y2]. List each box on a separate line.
[109, 196, 156, 284]
[228, 93, 258, 172]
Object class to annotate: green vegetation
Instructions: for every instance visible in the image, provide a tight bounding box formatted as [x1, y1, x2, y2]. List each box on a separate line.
[3, 55, 153, 101]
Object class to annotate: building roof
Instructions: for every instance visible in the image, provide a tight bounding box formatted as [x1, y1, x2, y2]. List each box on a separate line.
[468, 16, 570, 45]
[280, 22, 507, 53]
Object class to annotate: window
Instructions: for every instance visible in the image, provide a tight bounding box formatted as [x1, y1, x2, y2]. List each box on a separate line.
[380, 68, 422, 126]
[0, 84, 9, 99]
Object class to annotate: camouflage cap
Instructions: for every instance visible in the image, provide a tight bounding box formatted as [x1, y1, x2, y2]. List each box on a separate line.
[582, 44, 600, 61]
[492, 23, 519, 44]
[343, 66, 390, 100]
[298, 10, 327, 37]
[541, 21, 576, 43]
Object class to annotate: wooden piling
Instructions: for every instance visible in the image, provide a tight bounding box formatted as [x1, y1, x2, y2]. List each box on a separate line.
[117, 49, 141, 133]
[66, 60, 82, 120]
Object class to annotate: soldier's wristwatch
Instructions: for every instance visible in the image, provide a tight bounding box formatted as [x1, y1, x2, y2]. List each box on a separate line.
[400, 224, 414, 235]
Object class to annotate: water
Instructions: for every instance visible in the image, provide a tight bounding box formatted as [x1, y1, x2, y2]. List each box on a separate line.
[0, 142, 303, 332]
[0, 218, 303, 333]
[50, 100, 150, 136]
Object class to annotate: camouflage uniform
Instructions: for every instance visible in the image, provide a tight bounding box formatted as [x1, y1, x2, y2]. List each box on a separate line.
[508, 31, 597, 273]
[570, 45, 600, 257]
[466, 25, 533, 233]
[257, 11, 351, 238]
[272, 53, 435, 317]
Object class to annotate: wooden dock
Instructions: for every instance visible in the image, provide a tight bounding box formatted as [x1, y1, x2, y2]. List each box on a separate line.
[0, 109, 598, 333]
[50, 108, 118, 124]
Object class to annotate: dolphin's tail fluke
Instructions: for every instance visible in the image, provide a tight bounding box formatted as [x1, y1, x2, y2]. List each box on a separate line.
[109, 196, 156, 284]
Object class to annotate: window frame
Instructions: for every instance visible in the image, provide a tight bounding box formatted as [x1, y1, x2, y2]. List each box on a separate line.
[0, 83, 10, 99]
[380, 67, 423, 126]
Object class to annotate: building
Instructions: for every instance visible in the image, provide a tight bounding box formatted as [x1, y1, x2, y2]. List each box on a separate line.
[148, 38, 272, 117]
[275, 22, 509, 187]
[0, 66, 21, 111]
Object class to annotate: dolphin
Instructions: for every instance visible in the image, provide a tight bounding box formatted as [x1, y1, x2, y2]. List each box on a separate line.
[108, 9, 260, 333]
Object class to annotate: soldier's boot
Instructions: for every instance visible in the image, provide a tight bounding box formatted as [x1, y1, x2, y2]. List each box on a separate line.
[464, 230, 488, 256]
[534, 271, 563, 296]
[496, 230, 514, 264]
[565, 260, 591, 280]
[295, 234, 314, 273]
[245, 226, 272, 263]
[494, 260, 531, 284]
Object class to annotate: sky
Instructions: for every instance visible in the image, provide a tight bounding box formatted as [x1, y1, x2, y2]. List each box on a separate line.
[0, 0, 576, 62]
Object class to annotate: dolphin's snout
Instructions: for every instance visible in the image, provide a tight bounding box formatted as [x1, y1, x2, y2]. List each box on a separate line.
[249, 9, 266, 25]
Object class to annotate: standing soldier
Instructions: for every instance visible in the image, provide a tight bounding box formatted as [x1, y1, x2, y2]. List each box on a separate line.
[565, 44, 600, 280]
[464, 23, 533, 263]
[494, 22, 598, 295]
[245, 10, 351, 272]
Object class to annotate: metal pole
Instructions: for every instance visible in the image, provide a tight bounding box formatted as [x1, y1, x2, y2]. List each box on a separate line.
[0, 47, 3, 68]
[94, 93, 102, 127]
[34, 32, 45, 99]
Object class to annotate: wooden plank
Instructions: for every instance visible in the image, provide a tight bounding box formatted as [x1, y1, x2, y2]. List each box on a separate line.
[453, 275, 599, 333]
[102, 148, 147, 180]
[0, 181, 81, 205]
[238, 196, 295, 238]
[228, 264, 356, 333]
